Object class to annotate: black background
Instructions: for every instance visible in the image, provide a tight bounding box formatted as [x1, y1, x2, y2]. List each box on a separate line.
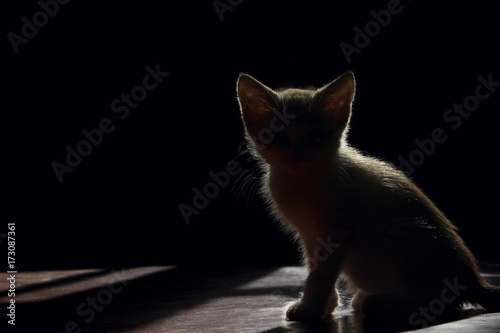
[4, 0, 499, 271]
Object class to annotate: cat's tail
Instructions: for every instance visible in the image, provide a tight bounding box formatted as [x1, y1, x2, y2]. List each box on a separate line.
[471, 281, 500, 312]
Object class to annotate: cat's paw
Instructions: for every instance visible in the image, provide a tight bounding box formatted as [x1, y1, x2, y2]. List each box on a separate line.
[286, 300, 330, 321]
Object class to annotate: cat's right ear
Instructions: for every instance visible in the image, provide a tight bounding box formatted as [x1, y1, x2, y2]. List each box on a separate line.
[236, 74, 279, 125]
[315, 71, 356, 123]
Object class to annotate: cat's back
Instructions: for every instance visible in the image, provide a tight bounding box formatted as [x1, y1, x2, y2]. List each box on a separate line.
[340, 146, 424, 210]
[336, 146, 455, 235]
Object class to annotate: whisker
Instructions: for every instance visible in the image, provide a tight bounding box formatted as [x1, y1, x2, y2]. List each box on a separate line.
[338, 165, 352, 188]
[231, 165, 254, 193]
[231, 164, 263, 205]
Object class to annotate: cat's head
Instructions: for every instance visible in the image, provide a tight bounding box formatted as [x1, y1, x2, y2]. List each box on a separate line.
[237, 72, 355, 174]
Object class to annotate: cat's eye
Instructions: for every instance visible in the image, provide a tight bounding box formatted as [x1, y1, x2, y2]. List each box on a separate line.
[272, 132, 289, 147]
[306, 129, 328, 146]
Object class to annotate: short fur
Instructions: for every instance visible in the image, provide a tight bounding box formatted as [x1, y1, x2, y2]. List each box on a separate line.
[236, 72, 500, 325]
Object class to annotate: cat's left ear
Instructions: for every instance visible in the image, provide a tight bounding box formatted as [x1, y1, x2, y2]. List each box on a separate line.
[316, 71, 355, 121]
[236, 73, 279, 122]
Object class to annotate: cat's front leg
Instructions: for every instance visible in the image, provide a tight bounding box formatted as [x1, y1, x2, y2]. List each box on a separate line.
[351, 288, 369, 312]
[286, 285, 338, 321]
[286, 242, 344, 321]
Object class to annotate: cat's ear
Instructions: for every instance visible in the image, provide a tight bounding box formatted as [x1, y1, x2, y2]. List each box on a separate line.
[316, 71, 355, 121]
[237, 74, 279, 124]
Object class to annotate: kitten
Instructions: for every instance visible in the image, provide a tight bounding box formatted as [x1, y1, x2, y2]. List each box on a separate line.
[236, 71, 500, 325]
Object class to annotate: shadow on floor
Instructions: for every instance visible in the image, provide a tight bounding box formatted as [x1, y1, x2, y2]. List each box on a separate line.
[9, 266, 500, 332]
[11, 266, 284, 332]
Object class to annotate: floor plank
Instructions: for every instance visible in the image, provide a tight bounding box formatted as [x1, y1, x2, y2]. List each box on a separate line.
[1, 267, 499, 332]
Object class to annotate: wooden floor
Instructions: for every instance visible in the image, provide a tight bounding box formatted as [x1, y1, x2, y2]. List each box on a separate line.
[1, 266, 499, 332]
